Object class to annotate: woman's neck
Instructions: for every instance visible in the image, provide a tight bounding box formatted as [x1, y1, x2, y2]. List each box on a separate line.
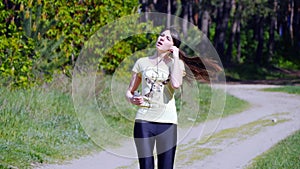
[156, 50, 169, 60]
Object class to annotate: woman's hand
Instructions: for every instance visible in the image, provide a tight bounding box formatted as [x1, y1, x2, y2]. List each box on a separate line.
[129, 96, 144, 105]
[169, 46, 179, 59]
[126, 72, 143, 105]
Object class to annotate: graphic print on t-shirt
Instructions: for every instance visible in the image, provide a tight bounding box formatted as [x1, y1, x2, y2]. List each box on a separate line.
[142, 66, 170, 107]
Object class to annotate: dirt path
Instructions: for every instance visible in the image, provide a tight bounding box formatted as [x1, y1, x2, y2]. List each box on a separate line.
[38, 84, 300, 169]
[182, 84, 300, 169]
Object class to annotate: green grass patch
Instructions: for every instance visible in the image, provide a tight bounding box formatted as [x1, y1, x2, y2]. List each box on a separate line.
[0, 88, 99, 169]
[200, 114, 289, 146]
[263, 85, 300, 95]
[222, 93, 250, 118]
[176, 147, 215, 168]
[247, 130, 300, 169]
[195, 84, 250, 123]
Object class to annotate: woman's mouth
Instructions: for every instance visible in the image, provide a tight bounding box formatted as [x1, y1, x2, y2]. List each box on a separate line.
[157, 41, 163, 46]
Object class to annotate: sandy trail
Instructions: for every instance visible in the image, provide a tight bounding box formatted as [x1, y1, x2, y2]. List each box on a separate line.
[38, 84, 300, 169]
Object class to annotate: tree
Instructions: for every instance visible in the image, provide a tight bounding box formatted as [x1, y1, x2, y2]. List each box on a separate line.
[199, 0, 213, 37]
[267, 0, 278, 63]
[0, 0, 142, 88]
[213, 0, 231, 65]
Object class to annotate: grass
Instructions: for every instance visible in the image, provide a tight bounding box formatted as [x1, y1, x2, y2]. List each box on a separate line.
[247, 130, 300, 169]
[194, 83, 250, 123]
[222, 93, 250, 118]
[0, 76, 249, 168]
[0, 88, 100, 169]
[262, 85, 300, 95]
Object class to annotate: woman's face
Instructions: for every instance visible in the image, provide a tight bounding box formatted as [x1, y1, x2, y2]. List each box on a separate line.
[156, 30, 174, 52]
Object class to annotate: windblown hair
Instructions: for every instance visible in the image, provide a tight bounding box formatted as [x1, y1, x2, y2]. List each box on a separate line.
[166, 27, 223, 82]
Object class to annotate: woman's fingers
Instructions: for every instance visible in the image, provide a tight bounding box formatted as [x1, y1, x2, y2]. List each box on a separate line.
[169, 46, 178, 52]
[169, 46, 179, 58]
[131, 96, 144, 105]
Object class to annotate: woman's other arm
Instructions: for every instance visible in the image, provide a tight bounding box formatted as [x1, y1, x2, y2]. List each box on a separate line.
[126, 72, 143, 105]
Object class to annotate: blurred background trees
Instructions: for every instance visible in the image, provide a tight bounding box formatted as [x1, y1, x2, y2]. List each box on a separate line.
[1, 0, 299, 88]
[141, 0, 299, 66]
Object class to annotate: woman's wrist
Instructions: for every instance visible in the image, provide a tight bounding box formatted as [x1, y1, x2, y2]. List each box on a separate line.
[173, 55, 179, 59]
[126, 91, 133, 102]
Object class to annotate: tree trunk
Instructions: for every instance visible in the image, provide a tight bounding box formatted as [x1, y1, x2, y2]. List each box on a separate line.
[290, 0, 294, 45]
[267, 0, 278, 63]
[214, 0, 231, 65]
[226, 0, 242, 64]
[181, 0, 189, 37]
[236, 21, 241, 63]
[199, 0, 212, 38]
[201, 10, 210, 37]
[139, 0, 149, 22]
[193, 0, 199, 26]
[268, 17, 275, 63]
[293, 0, 300, 47]
[255, 17, 264, 65]
[226, 22, 237, 64]
[167, 0, 171, 27]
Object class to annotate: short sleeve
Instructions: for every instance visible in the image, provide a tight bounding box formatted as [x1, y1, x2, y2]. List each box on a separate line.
[132, 58, 141, 73]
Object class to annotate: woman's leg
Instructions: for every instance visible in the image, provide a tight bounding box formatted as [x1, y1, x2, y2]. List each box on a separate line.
[156, 123, 177, 169]
[134, 120, 155, 169]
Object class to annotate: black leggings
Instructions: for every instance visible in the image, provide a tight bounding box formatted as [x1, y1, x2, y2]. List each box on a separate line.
[134, 120, 177, 169]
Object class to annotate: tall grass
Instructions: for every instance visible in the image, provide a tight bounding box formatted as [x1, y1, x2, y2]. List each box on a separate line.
[0, 88, 99, 169]
[247, 130, 300, 169]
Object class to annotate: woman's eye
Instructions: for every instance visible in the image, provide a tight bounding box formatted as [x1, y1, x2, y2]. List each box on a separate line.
[160, 33, 165, 37]
[166, 36, 171, 41]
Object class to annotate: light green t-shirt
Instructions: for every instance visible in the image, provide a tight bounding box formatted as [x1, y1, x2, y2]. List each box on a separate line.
[132, 56, 185, 124]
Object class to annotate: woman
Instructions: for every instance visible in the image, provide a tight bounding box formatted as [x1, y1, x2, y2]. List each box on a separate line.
[126, 27, 221, 169]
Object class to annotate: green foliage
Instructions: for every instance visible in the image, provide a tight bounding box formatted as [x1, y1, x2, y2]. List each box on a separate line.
[0, 0, 65, 88]
[0, 0, 146, 89]
[1, 0, 299, 88]
[0, 35, 34, 88]
[225, 63, 292, 81]
[98, 31, 158, 74]
[272, 35, 300, 70]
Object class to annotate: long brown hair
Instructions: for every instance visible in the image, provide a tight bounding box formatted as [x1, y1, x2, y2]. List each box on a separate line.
[166, 27, 223, 82]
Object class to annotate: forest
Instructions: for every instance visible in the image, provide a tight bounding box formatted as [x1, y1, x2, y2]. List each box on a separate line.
[1, 0, 299, 88]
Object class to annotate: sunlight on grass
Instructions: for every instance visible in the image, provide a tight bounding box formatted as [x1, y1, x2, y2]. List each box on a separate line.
[0, 88, 99, 169]
[247, 130, 300, 169]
